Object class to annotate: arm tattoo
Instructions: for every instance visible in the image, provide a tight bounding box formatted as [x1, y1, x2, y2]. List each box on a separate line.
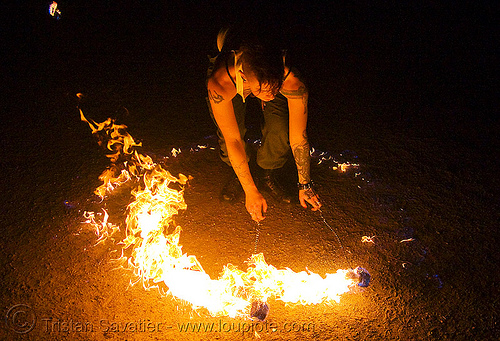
[291, 132, 311, 184]
[229, 158, 253, 187]
[208, 89, 224, 104]
[281, 85, 308, 114]
[281, 85, 307, 99]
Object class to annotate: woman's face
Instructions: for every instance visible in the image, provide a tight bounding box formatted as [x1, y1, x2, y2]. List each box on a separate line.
[240, 71, 276, 102]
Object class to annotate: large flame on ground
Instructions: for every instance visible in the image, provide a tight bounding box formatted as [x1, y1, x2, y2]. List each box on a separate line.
[81, 110, 366, 319]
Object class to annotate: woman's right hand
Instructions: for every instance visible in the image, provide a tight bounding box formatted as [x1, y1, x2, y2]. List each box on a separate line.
[245, 189, 268, 222]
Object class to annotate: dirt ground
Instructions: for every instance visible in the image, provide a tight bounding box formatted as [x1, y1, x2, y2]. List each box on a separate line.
[1, 2, 498, 340]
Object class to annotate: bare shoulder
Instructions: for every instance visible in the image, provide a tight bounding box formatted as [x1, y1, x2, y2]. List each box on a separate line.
[207, 59, 236, 104]
[280, 69, 308, 99]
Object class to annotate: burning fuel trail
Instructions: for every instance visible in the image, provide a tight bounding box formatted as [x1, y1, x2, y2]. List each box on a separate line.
[80, 109, 369, 319]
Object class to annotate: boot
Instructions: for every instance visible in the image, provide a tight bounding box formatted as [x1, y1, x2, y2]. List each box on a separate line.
[221, 174, 243, 202]
[260, 169, 292, 204]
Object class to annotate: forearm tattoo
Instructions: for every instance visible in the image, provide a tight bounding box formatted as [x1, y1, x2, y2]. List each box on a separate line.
[229, 158, 253, 187]
[281, 85, 308, 114]
[208, 89, 224, 104]
[292, 131, 311, 184]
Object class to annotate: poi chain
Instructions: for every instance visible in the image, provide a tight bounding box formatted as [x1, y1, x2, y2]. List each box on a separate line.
[254, 221, 261, 254]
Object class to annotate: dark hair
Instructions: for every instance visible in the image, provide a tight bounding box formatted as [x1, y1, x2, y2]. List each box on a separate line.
[219, 24, 286, 96]
[239, 41, 285, 96]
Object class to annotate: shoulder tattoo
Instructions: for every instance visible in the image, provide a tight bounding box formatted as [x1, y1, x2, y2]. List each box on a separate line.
[208, 89, 224, 104]
[281, 85, 308, 99]
[281, 85, 308, 113]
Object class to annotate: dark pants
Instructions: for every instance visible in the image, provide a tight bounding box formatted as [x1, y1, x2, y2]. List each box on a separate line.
[208, 93, 291, 170]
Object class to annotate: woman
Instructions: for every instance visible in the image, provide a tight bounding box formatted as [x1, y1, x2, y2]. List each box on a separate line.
[207, 28, 321, 222]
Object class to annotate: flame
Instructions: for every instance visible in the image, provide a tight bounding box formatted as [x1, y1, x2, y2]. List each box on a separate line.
[81, 110, 366, 318]
[48, 1, 61, 19]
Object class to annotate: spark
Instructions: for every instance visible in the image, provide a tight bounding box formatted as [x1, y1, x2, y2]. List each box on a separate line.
[361, 236, 376, 244]
[171, 148, 181, 157]
[400, 238, 415, 243]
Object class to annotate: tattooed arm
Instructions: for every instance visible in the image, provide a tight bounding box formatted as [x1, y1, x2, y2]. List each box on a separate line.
[281, 70, 321, 211]
[207, 64, 267, 221]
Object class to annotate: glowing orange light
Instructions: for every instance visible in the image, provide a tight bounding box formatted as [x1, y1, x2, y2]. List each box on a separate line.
[81, 110, 367, 318]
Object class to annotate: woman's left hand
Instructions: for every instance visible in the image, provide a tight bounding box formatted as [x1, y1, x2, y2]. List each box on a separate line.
[299, 188, 322, 211]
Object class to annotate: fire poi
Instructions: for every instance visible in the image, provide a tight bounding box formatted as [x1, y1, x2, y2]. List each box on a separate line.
[80, 108, 370, 320]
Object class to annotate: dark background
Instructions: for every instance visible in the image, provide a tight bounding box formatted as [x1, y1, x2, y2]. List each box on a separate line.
[4, 1, 497, 127]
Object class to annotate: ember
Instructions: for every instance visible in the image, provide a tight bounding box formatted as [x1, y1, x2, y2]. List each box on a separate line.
[81, 109, 370, 319]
